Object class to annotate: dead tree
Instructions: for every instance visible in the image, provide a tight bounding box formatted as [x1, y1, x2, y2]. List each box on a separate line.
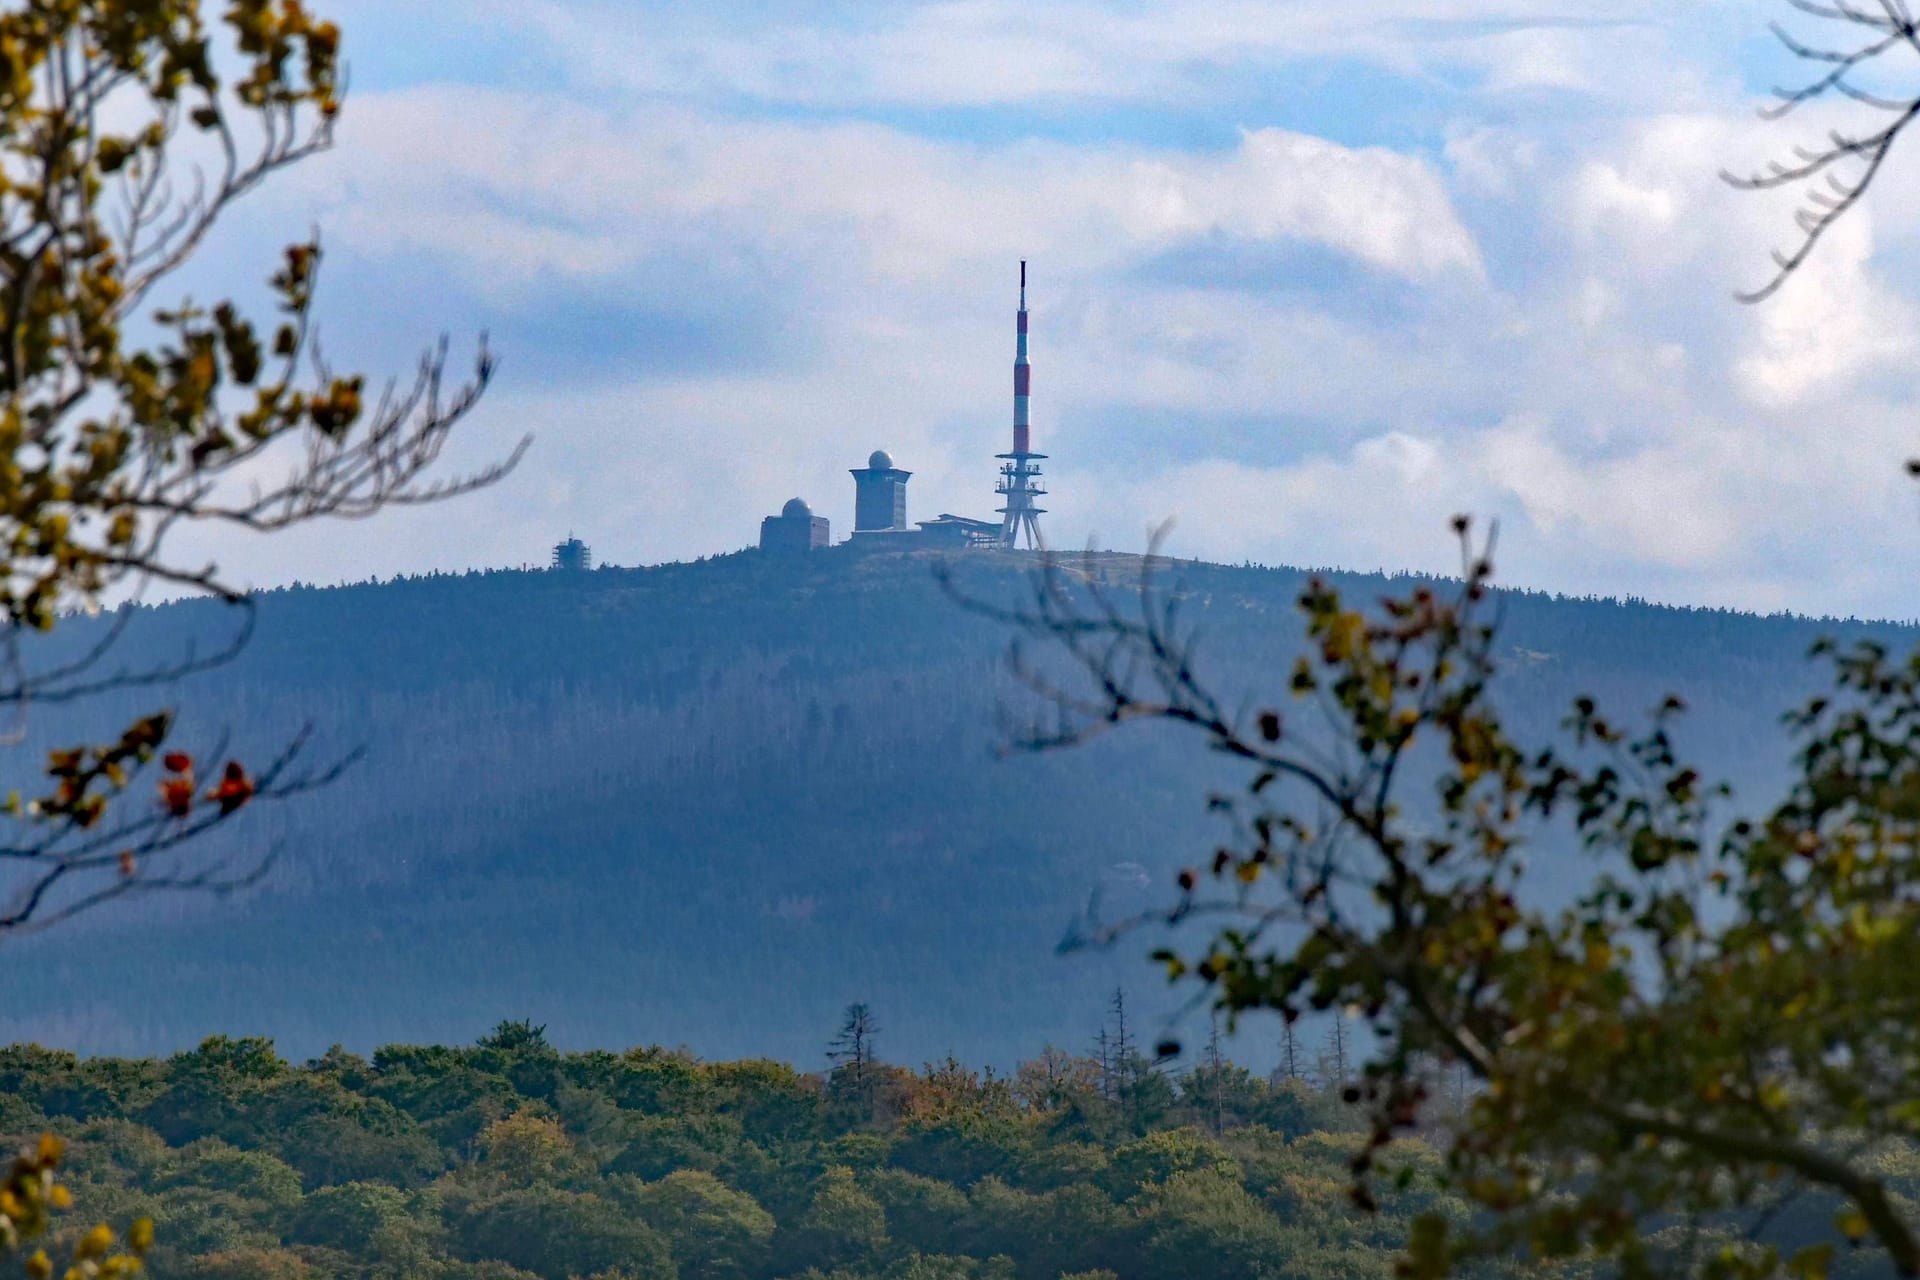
[828, 1002, 881, 1117]
[1323, 1013, 1351, 1093]
[1280, 1019, 1303, 1084]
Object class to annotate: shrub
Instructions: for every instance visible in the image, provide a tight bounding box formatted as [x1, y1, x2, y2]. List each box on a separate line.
[479, 1112, 578, 1184]
[1104, 1129, 1240, 1201]
[789, 1166, 888, 1272]
[164, 1142, 303, 1214]
[178, 1248, 313, 1280]
[288, 1181, 411, 1252]
[455, 1186, 675, 1280]
[626, 1169, 775, 1280]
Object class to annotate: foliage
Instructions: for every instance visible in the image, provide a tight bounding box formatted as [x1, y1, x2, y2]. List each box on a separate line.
[477, 1022, 552, 1057]
[453, 1185, 673, 1280]
[176, 1248, 311, 1280]
[1, 1133, 149, 1279]
[1103, 1128, 1239, 1200]
[993, 529, 1920, 1277]
[7, 550, 1913, 1276]
[286, 1181, 408, 1252]
[0, 2, 507, 1260]
[793, 1167, 890, 1272]
[0, 0, 512, 942]
[626, 1170, 776, 1280]
[0, 1029, 1469, 1280]
[162, 1141, 302, 1212]
[477, 1113, 576, 1186]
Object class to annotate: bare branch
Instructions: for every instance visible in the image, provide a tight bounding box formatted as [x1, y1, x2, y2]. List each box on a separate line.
[1733, 1, 1920, 300]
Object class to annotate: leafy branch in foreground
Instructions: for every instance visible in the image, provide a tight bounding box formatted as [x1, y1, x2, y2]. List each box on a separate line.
[0, 0, 523, 940]
[969, 523, 1920, 1278]
[2, 1133, 149, 1279]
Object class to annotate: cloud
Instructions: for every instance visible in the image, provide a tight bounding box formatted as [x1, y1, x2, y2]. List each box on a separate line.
[490, 0, 1711, 111]
[1553, 110, 1920, 408]
[1082, 395, 1918, 617]
[284, 87, 1483, 293]
[1043, 93, 1920, 616]
[1444, 125, 1543, 199]
[150, 0, 1920, 625]
[1735, 212, 1917, 408]
[1153, 130, 1485, 278]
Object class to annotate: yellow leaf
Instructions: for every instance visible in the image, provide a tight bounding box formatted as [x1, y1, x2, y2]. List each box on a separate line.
[1789, 1244, 1834, 1280]
[77, 1222, 112, 1259]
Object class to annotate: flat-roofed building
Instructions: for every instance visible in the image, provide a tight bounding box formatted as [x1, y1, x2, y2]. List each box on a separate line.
[760, 497, 830, 556]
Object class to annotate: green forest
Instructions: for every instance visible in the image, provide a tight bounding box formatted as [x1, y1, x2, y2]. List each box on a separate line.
[0, 1020, 1439, 1280]
[0, 1020, 1603, 1280]
[7, 1017, 1908, 1280]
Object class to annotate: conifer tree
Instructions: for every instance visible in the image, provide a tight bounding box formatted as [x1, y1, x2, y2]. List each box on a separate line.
[828, 1003, 881, 1119]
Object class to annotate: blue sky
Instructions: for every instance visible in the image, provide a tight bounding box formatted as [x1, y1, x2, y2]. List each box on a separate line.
[167, 0, 1920, 619]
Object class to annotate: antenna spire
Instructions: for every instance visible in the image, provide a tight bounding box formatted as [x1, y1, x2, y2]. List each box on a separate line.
[997, 258, 1046, 549]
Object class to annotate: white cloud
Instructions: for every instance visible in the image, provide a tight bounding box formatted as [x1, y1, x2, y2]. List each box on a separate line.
[152, 0, 1920, 624]
[1551, 110, 1920, 408]
[1735, 212, 1917, 408]
[1081, 394, 1918, 616]
[489, 0, 1719, 111]
[1573, 161, 1679, 240]
[1478, 416, 1746, 566]
[1082, 443, 1470, 580]
[1444, 126, 1542, 199]
[291, 88, 1482, 289]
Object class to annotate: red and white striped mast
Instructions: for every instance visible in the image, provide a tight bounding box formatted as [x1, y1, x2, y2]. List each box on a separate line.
[996, 260, 1047, 549]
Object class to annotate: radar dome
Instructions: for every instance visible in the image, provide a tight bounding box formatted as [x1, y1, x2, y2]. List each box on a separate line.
[781, 497, 812, 519]
[868, 450, 895, 471]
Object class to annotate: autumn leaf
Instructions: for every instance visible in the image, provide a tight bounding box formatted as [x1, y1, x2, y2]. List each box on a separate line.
[158, 777, 193, 818]
[208, 760, 255, 814]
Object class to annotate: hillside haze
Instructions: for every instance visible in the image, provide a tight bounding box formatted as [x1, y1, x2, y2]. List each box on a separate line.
[4, 549, 1906, 1069]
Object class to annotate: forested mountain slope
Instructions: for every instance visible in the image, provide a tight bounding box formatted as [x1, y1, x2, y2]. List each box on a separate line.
[4, 549, 1907, 1068]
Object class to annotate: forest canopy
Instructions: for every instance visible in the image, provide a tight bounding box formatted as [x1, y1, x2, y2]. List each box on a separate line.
[3, 1024, 1464, 1280]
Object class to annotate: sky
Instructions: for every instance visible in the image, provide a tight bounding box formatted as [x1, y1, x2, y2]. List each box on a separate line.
[160, 0, 1920, 619]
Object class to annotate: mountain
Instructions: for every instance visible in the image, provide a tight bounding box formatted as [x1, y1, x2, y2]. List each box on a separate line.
[2, 547, 1908, 1069]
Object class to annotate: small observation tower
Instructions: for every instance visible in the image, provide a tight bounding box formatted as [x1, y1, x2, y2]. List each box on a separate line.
[851, 450, 912, 533]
